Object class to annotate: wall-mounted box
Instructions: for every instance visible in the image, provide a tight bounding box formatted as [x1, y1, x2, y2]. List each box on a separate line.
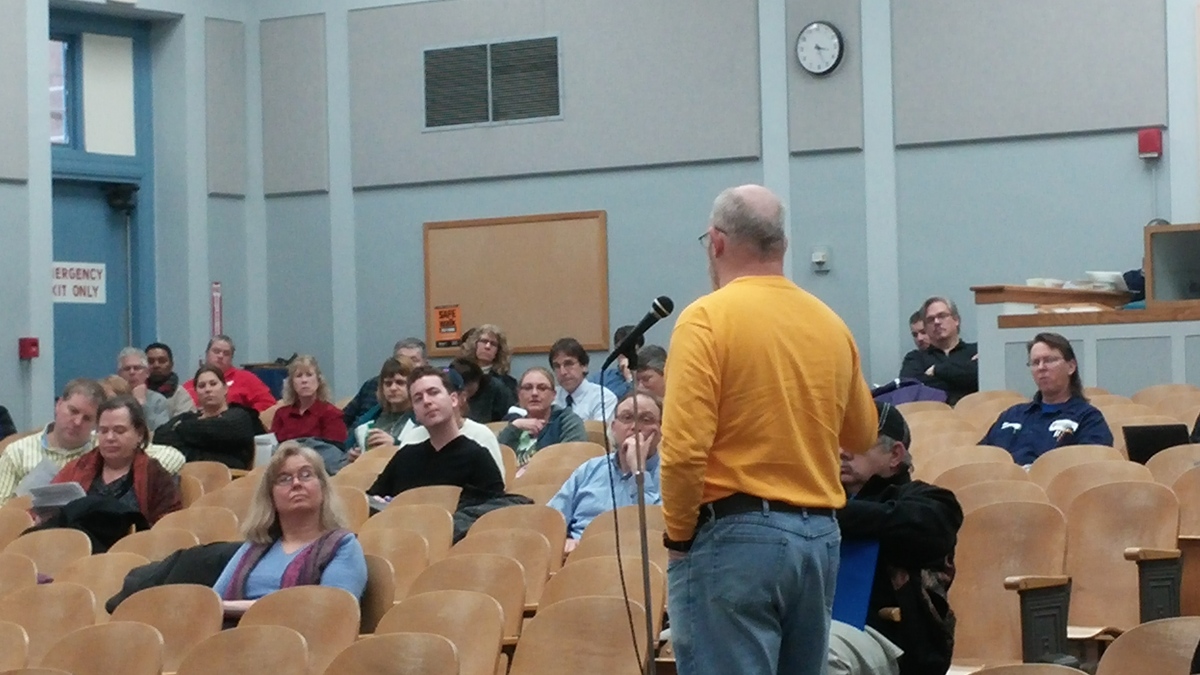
[1145, 223, 1200, 308]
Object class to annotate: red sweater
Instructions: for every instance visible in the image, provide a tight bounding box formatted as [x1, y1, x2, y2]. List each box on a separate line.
[53, 450, 182, 525]
[270, 400, 347, 444]
[184, 365, 276, 413]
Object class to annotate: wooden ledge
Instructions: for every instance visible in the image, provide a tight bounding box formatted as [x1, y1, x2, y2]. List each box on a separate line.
[1123, 547, 1181, 561]
[997, 306, 1200, 329]
[1003, 574, 1070, 591]
[971, 284, 1131, 307]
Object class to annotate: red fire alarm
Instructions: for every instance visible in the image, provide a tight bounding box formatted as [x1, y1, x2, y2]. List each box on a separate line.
[18, 337, 39, 360]
[1139, 128, 1163, 159]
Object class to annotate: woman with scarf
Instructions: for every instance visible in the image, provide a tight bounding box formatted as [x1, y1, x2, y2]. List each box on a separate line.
[153, 365, 264, 469]
[52, 395, 182, 525]
[213, 441, 367, 618]
[145, 342, 197, 416]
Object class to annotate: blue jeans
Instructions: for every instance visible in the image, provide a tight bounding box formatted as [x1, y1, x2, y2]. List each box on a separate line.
[668, 505, 840, 675]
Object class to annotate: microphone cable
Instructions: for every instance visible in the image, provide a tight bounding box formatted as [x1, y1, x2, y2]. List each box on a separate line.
[596, 372, 650, 674]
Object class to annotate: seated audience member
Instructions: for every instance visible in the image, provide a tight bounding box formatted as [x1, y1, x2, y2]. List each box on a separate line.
[465, 324, 518, 395]
[0, 379, 183, 504]
[589, 324, 640, 401]
[213, 442, 368, 618]
[145, 342, 197, 416]
[908, 310, 929, 351]
[396, 367, 504, 478]
[549, 391, 663, 551]
[270, 355, 347, 445]
[155, 365, 265, 469]
[100, 375, 131, 398]
[52, 395, 182, 525]
[899, 297, 979, 405]
[0, 405, 13, 441]
[366, 366, 504, 500]
[550, 337, 618, 422]
[116, 347, 172, 430]
[981, 333, 1112, 466]
[498, 367, 588, 465]
[634, 345, 668, 399]
[183, 335, 277, 412]
[342, 337, 426, 427]
[347, 357, 416, 460]
[451, 357, 516, 424]
[830, 402, 962, 675]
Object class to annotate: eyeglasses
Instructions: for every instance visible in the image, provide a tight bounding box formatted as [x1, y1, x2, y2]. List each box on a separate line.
[274, 468, 317, 486]
[698, 227, 727, 248]
[477, 338, 498, 347]
[520, 384, 554, 392]
[1027, 356, 1065, 368]
[926, 312, 954, 323]
[615, 413, 660, 425]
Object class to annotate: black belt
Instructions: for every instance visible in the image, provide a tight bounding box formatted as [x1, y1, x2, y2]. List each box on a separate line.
[696, 492, 835, 528]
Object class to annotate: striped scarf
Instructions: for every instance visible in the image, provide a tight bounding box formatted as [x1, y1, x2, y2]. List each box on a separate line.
[221, 528, 351, 600]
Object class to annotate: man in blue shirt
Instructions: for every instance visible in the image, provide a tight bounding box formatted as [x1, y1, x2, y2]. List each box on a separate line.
[980, 332, 1113, 465]
[548, 390, 662, 553]
[588, 325, 640, 401]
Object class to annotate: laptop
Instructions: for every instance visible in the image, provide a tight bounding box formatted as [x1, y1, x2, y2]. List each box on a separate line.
[1122, 424, 1191, 464]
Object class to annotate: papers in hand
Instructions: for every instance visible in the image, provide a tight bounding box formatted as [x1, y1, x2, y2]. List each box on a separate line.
[29, 481, 86, 509]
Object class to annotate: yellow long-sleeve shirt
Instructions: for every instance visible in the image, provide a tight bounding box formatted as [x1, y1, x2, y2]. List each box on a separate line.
[660, 275, 877, 542]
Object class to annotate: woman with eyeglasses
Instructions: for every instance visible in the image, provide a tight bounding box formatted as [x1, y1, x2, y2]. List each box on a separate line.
[153, 364, 264, 470]
[213, 441, 367, 619]
[51, 395, 182, 525]
[980, 332, 1112, 466]
[464, 324, 519, 396]
[497, 367, 588, 465]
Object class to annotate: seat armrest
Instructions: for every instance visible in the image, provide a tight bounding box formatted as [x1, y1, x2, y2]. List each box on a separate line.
[1124, 547, 1181, 561]
[1003, 575, 1070, 591]
[877, 607, 901, 622]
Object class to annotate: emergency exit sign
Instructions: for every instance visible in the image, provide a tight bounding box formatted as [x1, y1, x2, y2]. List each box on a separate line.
[52, 261, 107, 304]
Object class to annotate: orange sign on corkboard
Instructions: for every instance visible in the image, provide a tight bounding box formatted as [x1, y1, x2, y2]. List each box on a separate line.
[433, 304, 463, 350]
[423, 211, 609, 357]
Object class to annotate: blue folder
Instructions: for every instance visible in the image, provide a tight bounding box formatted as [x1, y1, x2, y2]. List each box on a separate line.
[831, 539, 880, 630]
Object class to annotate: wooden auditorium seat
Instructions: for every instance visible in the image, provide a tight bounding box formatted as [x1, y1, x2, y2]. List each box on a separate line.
[0, 553, 37, 599]
[470, 504, 567, 571]
[322, 632, 459, 675]
[376, 590, 502, 675]
[1144, 443, 1200, 486]
[912, 444, 1014, 483]
[953, 391, 1027, 411]
[359, 554, 396, 634]
[0, 509, 33, 551]
[356, 528, 429, 599]
[407, 554, 525, 645]
[1044, 460, 1152, 512]
[894, 401, 952, 415]
[174, 625, 308, 675]
[2, 529, 91, 577]
[192, 486, 254, 523]
[1027, 445, 1123, 489]
[55, 552, 150, 621]
[240, 586, 361, 675]
[949, 502, 1067, 669]
[0, 583, 96, 666]
[541, 555, 666, 640]
[153, 506, 240, 544]
[934, 462, 1029, 493]
[1094, 616, 1200, 675]
[450, 528, 552, 610]
[387, 485, 462, 514]
[0, 620, 29, 672]
[108, 527, 199, 560]
[1131, 383, 1200, 408]
[581, 504, 665, 540]
[331, 485, 370, 532]
[508, 596, 647, 675]
[360, 504, 453, 562]
[569, 528, 668, 575]
[41, 621, 164, 675]
[955, 481, 1048, 514]
[109, 583, 223, 673]
[178, 461, 232, 493]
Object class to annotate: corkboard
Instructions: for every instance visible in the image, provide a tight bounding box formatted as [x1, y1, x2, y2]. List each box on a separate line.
[424, 211, 609, 357]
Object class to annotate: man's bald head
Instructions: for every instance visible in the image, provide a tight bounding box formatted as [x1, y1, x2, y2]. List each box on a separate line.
[711, 184, 788, 260]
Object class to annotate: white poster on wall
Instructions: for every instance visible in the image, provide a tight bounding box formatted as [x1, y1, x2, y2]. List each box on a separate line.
[52, 262, 106, 304]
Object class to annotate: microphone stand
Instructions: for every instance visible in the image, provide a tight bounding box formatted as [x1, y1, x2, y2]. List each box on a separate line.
[626, 353, 657, 675]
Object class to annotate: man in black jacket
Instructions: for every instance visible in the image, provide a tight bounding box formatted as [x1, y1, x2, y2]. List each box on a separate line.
[828, 402, 964, 675]
[899, 297, 978, 405]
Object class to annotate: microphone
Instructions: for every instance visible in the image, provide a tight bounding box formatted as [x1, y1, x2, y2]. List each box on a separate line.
[601, 296, 675, 371]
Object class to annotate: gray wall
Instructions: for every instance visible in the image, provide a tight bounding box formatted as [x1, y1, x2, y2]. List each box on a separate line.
[893, 0, 1168, 145]
[0, 182, 32, 426]
[896, 130, 1167, 345]
[346, 0, 761, 188]
[205, 18, 247, 197]
[0, 0, 28, 182]
[207, 196, 248, 345]
[265, 194, 334, 370]
[260, 14, 328, 195]
[787, 0, 862, 152]
[352, 160, 761, 379]
[790, 151, 870, 365]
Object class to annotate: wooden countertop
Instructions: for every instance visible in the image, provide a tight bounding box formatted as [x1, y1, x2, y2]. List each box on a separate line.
[997, 306, 1200, 329]
[971, 284, 1132, 307]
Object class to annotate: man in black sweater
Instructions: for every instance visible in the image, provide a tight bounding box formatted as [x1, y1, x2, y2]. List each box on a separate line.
[367, 365, 504, 501]
[828, 402, 964, 675]
[899, 297, 978, 405]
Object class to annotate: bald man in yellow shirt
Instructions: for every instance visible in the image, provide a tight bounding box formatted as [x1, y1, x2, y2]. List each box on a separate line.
[661, 184, 877, 675]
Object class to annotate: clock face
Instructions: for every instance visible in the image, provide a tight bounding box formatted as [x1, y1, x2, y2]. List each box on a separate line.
[796, 21, 844, 75]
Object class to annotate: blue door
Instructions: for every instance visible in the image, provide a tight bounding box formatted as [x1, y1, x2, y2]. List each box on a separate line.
[52, 180, 133, 393]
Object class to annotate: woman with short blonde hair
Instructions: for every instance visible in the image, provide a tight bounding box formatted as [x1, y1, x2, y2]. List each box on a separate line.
[271, 355, 346, 445]
[213, 442, 367, 618]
